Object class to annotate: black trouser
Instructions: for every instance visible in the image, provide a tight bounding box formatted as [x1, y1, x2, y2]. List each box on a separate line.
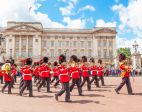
[2, 81, 12, 93]
[70, 78, 82, 95]
[80, 77, 91, 90]
[115, 77, 133, 94]
[0, 76, 3, 84]
[34, 75, 39, 83]
[13, 75, 17, 83]
[38, 77, 50, 92]
[20, 80, 33, 96]
[98, 76, 105, 86]
[56, 82, 70, 101]
[90, 75, 99, 87]
[51, 76, 59, 84]
[36, 77, 41, 86]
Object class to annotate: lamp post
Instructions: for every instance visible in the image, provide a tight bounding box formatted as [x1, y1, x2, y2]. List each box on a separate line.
[132, 41, 141, 69]
[132, 40, 139, 53]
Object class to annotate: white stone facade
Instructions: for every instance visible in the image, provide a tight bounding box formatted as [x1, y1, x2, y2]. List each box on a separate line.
[0, 21, 117, 63]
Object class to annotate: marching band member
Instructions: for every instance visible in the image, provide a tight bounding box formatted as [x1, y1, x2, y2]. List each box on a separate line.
[69, 55, 83, 96]
[55, 54, 71, 102]
[0, 66, 3, 84]
[37, 57, 52, 93]
[1, 60, 13, 94]
[97, 59, 105, 86]
[115, 53, 133, 95]
[80, 56, 91, 91]
[89, 57, 99, 87]
[19, 58, 33, 97]
[50, 61, 59, 87]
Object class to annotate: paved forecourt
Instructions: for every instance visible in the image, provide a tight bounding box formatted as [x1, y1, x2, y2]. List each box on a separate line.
[0, 77, 142, 112]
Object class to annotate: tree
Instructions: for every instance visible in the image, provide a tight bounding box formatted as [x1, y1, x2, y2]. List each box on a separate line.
[117, 48, 131, 58]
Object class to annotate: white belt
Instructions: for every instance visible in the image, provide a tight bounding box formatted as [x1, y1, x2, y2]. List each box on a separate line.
[82, 70, 88, 72]
[59, 73, 69, 80]
[60, 73, 68, 76]
[23, 74, 32, 76]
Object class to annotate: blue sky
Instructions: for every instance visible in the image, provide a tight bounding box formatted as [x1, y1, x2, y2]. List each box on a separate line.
[0, 0, 142, 51]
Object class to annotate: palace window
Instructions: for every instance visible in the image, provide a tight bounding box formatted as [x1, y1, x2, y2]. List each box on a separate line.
[103, 49, 107, 58]
[51, 41, 54, 47]
[98, 40, 101, 47]
[88, 41, 91, 48]
[81, 41, 84, 47]
[103, 40, 107, 46]
[88, 50, 92, 57]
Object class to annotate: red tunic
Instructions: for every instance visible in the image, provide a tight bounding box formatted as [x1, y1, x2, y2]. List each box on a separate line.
[90, 65, 97, 76]
[1, 70, 12, 81]
[97, 66, 104, 76]
[11, 66, 17, 76]
[52, 67, 59, 77]
[39, 64, 51, 78]
[69, 66, 80, 79]
[21, 66, 32, 80]
[58, 65, 70, 83]
[119, 62, 131, 78]
[81, 64, 89, 77]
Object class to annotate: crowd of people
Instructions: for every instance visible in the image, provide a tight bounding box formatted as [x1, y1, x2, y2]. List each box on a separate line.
[0, 53, 134, 102]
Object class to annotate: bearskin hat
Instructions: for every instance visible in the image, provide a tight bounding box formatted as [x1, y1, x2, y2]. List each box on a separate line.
[119, 53, 126, 62]
[43, 57, 49, 63]
[89, 57, 95, 63]
[53, 61, 58, 66]
[98, 59, 102, 64]
[26, 58, 33, 65]
[81, 56, 87, 62]
[58, 54, 66, 64]
[70, 55, 78, 63]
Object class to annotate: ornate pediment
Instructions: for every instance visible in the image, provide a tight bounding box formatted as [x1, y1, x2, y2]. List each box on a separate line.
[6, 24, 41, 32]
[94, 28, 117, 34]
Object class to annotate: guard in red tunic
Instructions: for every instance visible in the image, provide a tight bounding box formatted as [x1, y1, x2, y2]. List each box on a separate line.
[115, 53, 133, 95]
[97, 59, 105, 86]
[33, 62, 40, 83]
[55, 54, 71, 102]
[0, 66, 3, 84]
[89, 58, 99, 87]
[69, 55, 83, 96]
[50, 61, 59, 87]
[1, 61, 13, 94]
[80, 56, 91, 91]
[19, 58, 33, 97]
[37, 57, 52, 93]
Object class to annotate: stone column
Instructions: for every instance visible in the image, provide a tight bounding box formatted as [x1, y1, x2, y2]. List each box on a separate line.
[12, 35, 15, 58]
[26, 35, 28, 57]
[92, 34, 98, 58]
[19, 36, 22, 57]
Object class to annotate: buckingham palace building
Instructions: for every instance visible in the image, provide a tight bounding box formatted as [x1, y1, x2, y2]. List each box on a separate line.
[0, 21, 117, 64]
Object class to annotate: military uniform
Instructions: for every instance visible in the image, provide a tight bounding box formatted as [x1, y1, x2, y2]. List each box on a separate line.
[90, 65, 99, 87]
[80, 64, 91, 91]
[55, 65, 71, 102]
[50, 66, 59, 87]
[97, 65, 105, 86]
[1, 63, 13, 94]
[19, 65, 33, 97]
[69, 64, 82, 95]
[37, 63, 51, 92]
[115, 62, 133, 94]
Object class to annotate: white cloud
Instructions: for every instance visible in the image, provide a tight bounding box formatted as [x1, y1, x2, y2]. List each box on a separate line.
[112, 0, 142, 37]
[59, 0, 78, 16]
[78, 5, 96, 13]
[96, 19, 117, 27]
[116, 36, 142, 54]
[0, 0, 65, 28]
[63, 17, 85, 28]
